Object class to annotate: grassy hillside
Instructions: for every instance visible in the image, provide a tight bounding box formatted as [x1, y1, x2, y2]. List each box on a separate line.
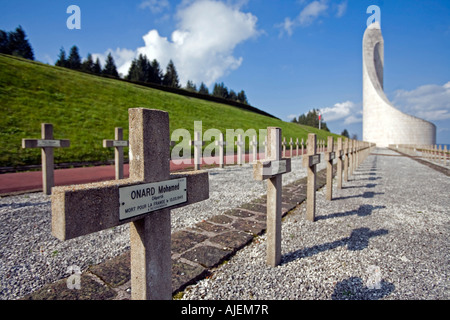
[0, 54, 341, 168]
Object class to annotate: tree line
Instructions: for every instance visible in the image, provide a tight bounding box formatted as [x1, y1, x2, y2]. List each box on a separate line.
[55, 46, 119, 77]
[55, 46, 249, 104]
[291, 109, 330, 132]
[291, 109, 356, 138]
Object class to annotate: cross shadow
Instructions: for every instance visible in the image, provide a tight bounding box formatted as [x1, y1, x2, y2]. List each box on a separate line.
[353, 172, 377, 176]
[0, 201, 51, 209]
[331, 277, 395, 300]
[352, 175, 382, 181]
[282, 227, 389, 264]
[333, 191, 384, 201]
[316, 204, 386, 221]
[342, 183, 377, 189]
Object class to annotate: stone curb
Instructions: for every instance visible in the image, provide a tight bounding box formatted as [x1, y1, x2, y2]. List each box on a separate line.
[22, 166, 333, 300]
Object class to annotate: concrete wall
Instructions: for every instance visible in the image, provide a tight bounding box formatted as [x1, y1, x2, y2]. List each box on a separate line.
[362, 23, 436, 147]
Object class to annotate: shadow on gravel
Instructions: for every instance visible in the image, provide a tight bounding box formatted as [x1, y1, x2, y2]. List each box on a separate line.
[342, 183, 377, 189]
[331, 277, 395, 300]
[0, 201, 51, 209]
[349, 176, 382, 182]
[333, 191, 384, 201]
[316, 204, 386, 221]
[282, 227, 389, 264]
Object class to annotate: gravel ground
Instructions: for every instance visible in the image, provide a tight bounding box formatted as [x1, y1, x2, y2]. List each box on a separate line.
[181, 148, 450, 300]
[0, 155, 326, 300]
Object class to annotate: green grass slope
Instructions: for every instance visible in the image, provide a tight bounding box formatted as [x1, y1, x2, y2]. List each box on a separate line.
[0, 54, 341, 168]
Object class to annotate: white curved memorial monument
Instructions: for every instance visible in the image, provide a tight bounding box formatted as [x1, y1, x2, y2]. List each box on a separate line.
[362, 22, 436, 147]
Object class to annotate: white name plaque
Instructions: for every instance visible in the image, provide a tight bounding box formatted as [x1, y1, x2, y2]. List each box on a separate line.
[119, 178, 187, 220]
[37, 140, 61, 148]
[113, 140, 129, 147]
[271, 160, 287, 175]
[310, 154, 321, 166]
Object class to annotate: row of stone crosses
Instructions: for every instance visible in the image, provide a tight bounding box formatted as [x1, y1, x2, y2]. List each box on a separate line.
[22, 108, 374, 300]
[394, 144, 449, 166]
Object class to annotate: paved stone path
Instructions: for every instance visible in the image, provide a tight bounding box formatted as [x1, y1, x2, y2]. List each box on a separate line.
[180, 148, 449, 300]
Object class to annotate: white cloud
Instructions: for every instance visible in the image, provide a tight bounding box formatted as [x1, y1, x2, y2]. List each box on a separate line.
[278, 0, 347, 36]
[95, 0, 259, 86]
[336, 1, 347, 18]
[392, 82, 450, 121]
[279, 17, 295, 37]
[298, 0, 328, 26]
[92, 48, 136, 77]
[320, 100, 362, 124]
[139, 0, 170, 13]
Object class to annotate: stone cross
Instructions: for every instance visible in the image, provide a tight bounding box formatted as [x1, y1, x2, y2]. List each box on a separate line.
[336, 137, 343, 189]
[347, 139, 353, 176]
[22, 123, 70, 195]
[325, 136, 335, 201]
[439, 145, 442, 164]
[302, 133, 320, 222]
[253, 127, 291, 267]
[343, 138, 349, 182]
[189, 131, 205, 170]
[445, 145, 448, 166]
[289, 137, 293, 158]
[235, 133, 244, 166]
[103, 127, 129, 180]
[250, 135, 258, 162]
[215, 132, 227, 168]
[51, 108, 209, 300]
[263, 136, 268, 160]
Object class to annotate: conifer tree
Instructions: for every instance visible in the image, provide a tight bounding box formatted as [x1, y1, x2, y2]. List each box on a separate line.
[93, 57, 102, 75]
[163, 60, 180, 88]
[0, 26, 34, 60]
[198, 82, 209, 95]
[294, 109, 329, 131]
[81, 53, 95, 73]
[213, 82, 229, 99]
[237, 90, 248, 104]
[102, 53, 119, 78]
[55, 47, 68, 68]
[0, 30, 9, 54]
[150, 59, 163, 85]
[127, 54, 152, 82]
[126, 59, 138, 81]
[185, 80, 197, 92]
[229, 89, 238, 101]
[341, 129, 350, 138]
[67, 45, 81, 70]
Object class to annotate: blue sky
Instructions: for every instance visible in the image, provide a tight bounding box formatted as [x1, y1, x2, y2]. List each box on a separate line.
[1, 0, 449, 143]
